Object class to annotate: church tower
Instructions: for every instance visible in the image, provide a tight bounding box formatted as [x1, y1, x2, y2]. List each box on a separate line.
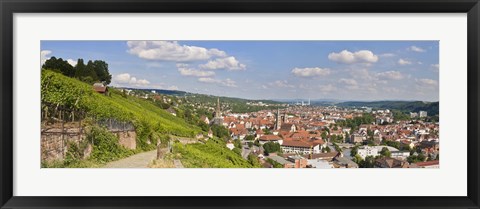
[213, 97, 224, 125]
[274, 108, 282, 130]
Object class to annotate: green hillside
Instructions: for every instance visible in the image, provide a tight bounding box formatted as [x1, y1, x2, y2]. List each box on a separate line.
[41, 70, 201, 148]
[173, 138, 260, 168]
[337, 101, 439, 115]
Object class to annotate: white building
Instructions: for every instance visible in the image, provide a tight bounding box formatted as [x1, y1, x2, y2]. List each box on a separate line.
[357, 146, 379, 159]
[281, 140, 322, 155]
[419, 111, 428, 118]
[391, 151, 411, 160]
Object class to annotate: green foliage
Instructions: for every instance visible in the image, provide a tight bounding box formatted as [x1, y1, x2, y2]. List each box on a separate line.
[232, 147, 242, 156]
[359, 155, 376, 168]
[350, 145, 359, 157]
[211, 124, 230, 139]
[234, 139, 242, 149]
[263, 142, 281, 154]
[337, 101, 439, 116]
[42, 56, 75, 77]
[336, 113, 375, 131]
[380, 147, 391, 157]
[245, 135, 255, 141]
[352, 154, 363, 164]
[173, 137, 259, 168]
[332, 142, 342, 153]
[266, 158, 284, 168]
[41, 70, 200, 141]
[87, 126, 135, 164]
[247, 154, 262, 167]
[392, 110, 410, 121]
[382, 140, 401, 150]
[407, 153, 426, 163]
[322, 146, 331, 153]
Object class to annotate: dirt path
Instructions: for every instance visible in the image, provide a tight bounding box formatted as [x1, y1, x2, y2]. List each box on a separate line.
[103, 150, 157, 168]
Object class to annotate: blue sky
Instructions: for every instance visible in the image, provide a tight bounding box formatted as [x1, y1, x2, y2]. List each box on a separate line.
[41, 41, 439, 101]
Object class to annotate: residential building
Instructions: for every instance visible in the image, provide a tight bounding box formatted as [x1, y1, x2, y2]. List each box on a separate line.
[357, 146, 379, 159]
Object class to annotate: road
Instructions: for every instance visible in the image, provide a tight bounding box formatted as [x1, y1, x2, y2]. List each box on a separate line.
[103, 150, 157, 168]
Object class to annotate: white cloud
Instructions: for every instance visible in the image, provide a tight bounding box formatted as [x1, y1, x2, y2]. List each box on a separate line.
[408, 46, 426, 52]
[167, 86, 179, 90]
[200, 56, 246, 71]
[398, 58, 412, 65]
[178, 68, 215, 77]
[376, 71, 405, 80]
[67, 59, 77, 67]
[198, 77, 237, 87]
[318, 84, 337, 93]
[348, 68, 376, 81]
[328, 50, 379, 64]
[431, 64, 439, 71]
[338, 78, 358, 86]
[291, 67, 331, 77]
[416, 78, 438, 87]
[40, 50, 52, 65]
[269, 80, 295, 88]
[380, 53, 396, 57]
[41, 50, 78, 67]
[113, 73, 150, 86]
[127, 41, 227, 61]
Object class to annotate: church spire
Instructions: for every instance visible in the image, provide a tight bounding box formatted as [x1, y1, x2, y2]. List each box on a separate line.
[213, 97, 224, 125]
[275, 108, 282, 130]
[216, 97, 220, 117]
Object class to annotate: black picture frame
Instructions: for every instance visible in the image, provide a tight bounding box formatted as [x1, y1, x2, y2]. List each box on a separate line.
[1, 0, 479, 208]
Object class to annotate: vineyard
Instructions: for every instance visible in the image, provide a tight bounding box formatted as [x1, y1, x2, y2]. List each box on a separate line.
[41, 70, 256, 168]
[41, 70, 201, 153]
[172, 138, 261, 168]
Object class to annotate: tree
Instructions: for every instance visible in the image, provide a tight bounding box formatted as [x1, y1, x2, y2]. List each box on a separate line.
[322, 146, 331, 153]
[232, 147, 242, 156]
[352, 154, 363, 164]
[234, 139, 242, 149]
[350, 145, 359, 157]
[211, 124, 230, 139]
[380, 147, 391, 157]
[74, 59, 86, 78]
[42, 56, 74, 77]
[93, 60, 112, 84]
[245, 135, 255, 141]
[361, 156, 376, 168]
[84, 60, 99, 82]
[321, 131, 327, 140]
[332, 143, 342, 153]
[247, 154, 261, 167]
[263, 142, 281, 154]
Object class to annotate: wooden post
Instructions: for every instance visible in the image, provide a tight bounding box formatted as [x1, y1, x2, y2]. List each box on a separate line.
[61, 110, 65, 158]
[156, 142, 162, 160]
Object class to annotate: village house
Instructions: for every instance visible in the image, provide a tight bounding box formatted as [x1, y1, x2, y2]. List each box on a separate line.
[410, 160, 439, 168]
[281, 138, 324, 155]
[259, 135, 283, 145]
[357, 146, 380, 159]
[93, 82, 108, 95]
[375, 157, 409, 168]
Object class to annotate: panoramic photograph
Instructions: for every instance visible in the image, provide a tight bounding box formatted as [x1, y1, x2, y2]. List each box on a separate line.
[40, 41, 439, 168]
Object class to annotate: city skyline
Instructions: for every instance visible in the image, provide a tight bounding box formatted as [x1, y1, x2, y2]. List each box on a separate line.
[41, 41, 439, 101]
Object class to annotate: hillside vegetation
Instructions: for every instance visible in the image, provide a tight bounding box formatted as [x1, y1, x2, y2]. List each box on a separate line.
[337, 101, 439, 115]
[173, 138, 260, 168]
[41, 70, 201, 150]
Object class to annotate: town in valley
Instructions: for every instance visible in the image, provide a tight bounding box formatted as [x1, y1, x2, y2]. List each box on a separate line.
[40, 40, 439, 168]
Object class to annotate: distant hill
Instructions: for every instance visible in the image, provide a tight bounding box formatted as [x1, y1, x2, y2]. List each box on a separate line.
[336, 101, 439, 115]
